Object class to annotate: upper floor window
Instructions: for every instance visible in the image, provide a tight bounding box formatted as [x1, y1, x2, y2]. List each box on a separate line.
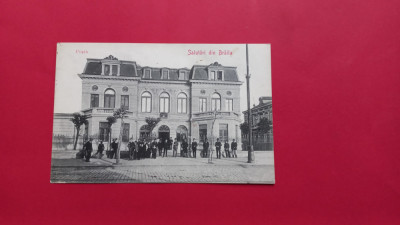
[211, 93, 221, 111]
[225, 99, 233, 111]
[161, 70, 169, 79]
[112, 65, 118, 76]
[104, 89, 115, 108]
[90, 94, 99, 108]
[143, 69, 151, 79]
[217, 71, 223, 80]
[210, 71, 216, 80]
[104, 65, 110, 75]
[199, 98, 207, 112]
[141, 92, 152, 112]
[159, 92, 170, 113]
[121, 95, 129, 110]
[177, 93, 187, 113]
[179, 71, 185, 80]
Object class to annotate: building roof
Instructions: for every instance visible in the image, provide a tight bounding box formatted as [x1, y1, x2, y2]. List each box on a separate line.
[81, 56, 240, 82]
[243, 96, 273, 114]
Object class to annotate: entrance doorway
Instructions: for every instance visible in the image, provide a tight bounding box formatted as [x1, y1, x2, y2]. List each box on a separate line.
[176, 125, 188, 142]
[158, 125, 170, 142]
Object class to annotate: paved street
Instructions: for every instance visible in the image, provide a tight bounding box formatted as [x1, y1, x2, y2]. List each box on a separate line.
[50, 150, 274, 184]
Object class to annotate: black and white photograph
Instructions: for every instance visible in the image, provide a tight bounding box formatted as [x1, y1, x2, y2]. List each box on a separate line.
[51, 43, 274, 183]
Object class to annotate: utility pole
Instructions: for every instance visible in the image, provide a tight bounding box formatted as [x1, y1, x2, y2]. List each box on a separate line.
[246, 44, 255, 163]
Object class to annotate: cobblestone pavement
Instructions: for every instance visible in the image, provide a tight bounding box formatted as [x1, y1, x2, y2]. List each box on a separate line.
[50, 150, 274, 184]
[50, 165, 274, 183]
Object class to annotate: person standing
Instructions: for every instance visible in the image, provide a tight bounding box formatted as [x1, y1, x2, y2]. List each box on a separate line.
[133, 140, 139, 160]
[151, 139, 157, 159]
[192, 138, 198, 158]
[128, 139, 135, 160]
[215, 138, 222, 159]
[158, 139, 164, 157]
[95, 140, 104, 159]
[163, 139, 168, 157]
[231, 139, 238, 158]
[111, 139, 118, 159]
[137, 139, 145, 160]
[172, 138, 178, 157]
[181, 139, 189, 157]
[203, 138, 209, 158]
[84, 138, 93, 162]
[224, 140, 230, 158]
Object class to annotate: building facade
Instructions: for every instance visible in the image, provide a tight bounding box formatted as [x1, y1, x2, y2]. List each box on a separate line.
[76, 55, 242, 149]
[242, 97, 273, 150]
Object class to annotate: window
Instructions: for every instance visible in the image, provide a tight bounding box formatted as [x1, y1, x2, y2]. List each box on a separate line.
[121, 95, 129, 110]
[210, 71, 216, 80]
[144, 69, 151, 78]
[217, 71, 223, 80]
[199, 124, 207, 142]
[159, 92, 170, 113]
[104, 89, 115, 108]
[177, 93, 187, 113]
[141, 92, 152, 112]
[112, 65, 118, 75]
[90, 94, 99, 108]
[211, 93, 221, 111]
[122, 123, 130, 142]
[104, 65, 110, 75]
[225, 99, 233, 111]
[99, 122, 110, 142]
[162, 70, 169, 79]
[199, 98, 207, 112]
[219, 124, 228, 142]
[179, 71, 185, 80]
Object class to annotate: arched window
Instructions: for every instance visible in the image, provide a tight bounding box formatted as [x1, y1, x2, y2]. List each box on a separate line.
[177, 92, 187, 113]
[104, 89, 115, 108]
[211, 93, 221, 111]
[141, 92, 152, 112]
[159, 92, 170, 113]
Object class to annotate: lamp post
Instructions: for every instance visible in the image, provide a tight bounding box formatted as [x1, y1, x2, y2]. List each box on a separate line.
[209, 110, 218, 164]
[246, 44, 255, 163]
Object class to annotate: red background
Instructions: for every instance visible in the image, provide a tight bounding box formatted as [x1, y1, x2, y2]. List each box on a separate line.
[1, 0, 399, 224]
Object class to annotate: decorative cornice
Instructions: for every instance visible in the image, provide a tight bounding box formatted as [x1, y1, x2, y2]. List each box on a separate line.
[78, 74, 140, 81]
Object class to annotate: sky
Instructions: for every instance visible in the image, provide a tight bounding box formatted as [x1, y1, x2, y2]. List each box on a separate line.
[54, 43, 271, 114]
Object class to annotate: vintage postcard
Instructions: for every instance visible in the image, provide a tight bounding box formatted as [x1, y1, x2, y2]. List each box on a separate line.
[51, 43, 274, 183]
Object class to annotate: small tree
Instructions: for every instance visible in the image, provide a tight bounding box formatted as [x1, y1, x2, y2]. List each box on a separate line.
[145, 117, 161, 141]
[240, 122, 250, 135]
[113, 107, 129, 164]
[106, 116, 117, 150]
[257, 118, 271, 134]
[70, 112, 88, 150]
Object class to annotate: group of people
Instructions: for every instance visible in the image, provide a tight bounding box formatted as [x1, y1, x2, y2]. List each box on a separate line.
[82, 137, 238, 162]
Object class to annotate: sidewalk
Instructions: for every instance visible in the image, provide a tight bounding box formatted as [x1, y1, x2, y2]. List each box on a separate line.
[51, 150, 274, 167]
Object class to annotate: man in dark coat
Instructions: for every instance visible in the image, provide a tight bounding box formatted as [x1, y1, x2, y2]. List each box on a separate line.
[231, 139, 238, 158]
[84, 138, 93, 162]
[203, 138, 209, 158]
[215, 138, 222, 159]
[128, 139, 135, 160]
[95, 140, 104, 159]
[181, 139, 189, 157]
[224, 140, 230, 158]
[192, 138, 198, 158]
[151, 139, 158, 159]
[137, 139, 145, 160]
[158, 139, 164, 157]
[162, 139, 169, 157]
[111, 139, 118, 159]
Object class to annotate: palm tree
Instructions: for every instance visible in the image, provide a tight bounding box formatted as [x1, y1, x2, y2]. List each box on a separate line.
[106, 116, 117, 150]
[113, 107, 129, 164]
[70, 113, 88, 150]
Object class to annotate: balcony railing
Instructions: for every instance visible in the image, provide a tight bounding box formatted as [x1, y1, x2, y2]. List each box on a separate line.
[192, 111, 240, 118]
[82, 108, 133, 115]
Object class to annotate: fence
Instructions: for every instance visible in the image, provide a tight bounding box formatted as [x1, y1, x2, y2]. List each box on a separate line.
[241, 133, 274, 151]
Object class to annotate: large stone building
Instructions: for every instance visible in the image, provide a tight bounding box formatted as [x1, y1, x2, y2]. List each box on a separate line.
[242, 96, 273, 150]
[67, 55, 243, 149]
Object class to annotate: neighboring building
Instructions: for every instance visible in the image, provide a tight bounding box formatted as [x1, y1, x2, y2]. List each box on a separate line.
[242, 96, 273, 150]
[55, 55, 243, 150]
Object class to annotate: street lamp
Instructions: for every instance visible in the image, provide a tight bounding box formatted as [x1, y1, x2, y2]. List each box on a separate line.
[246, 44, 255, 163]
[208, 110, 219, 164]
